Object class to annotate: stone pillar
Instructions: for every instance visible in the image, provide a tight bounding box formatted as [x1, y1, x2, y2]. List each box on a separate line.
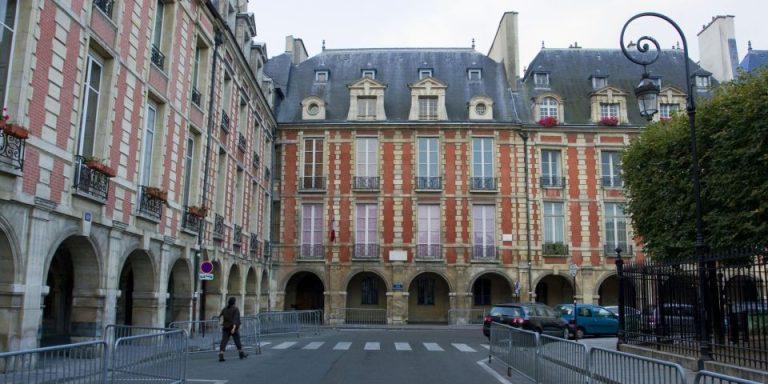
[0, 285, 24, 351]
[274, 291, 285, 311]
[131, 291, 161, 326]
[244, 293, 257, 316]
[21, 208, 51, 350]
[70, 288, 106, 342]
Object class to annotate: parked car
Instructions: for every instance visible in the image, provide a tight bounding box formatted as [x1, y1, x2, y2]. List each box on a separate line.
[604, 305, 642, 332]
[555, 304, 618, 338]
[648, 304, 697, 336]
[482, 303, 569, 339]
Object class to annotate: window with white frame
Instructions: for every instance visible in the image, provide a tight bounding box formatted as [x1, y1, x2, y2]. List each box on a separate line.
[140, 102, 159, 186]
[215, 151, 226, 212]
[77, 54, 104, 158]
[605, 203, 628, 252]
[182, 132, 198, 206]
[695, 75, 710, 88]
[301, 203, 324, 250]
[355, 203, 378, 246]
[418, 69, 433, 80]
[543, 202, 565, 244]
[541, 149, 562, 187]
[234, 168, 244, 225]
[356, 96, 377, 120]
[468, 69, 482, 81]
[534, 73, 549, 87]
[302, 138, 323, 188]
[592, 76, 607, 89]
[472, 137, 493, 179]
[361, 69, 376, 79]
[417, 137, 439, 179]
[315, 70, 329, 83]
[0, 0, 18, 109]
[472, 205, 495, 258]
[417, 205, 440, 258]
[151, 0, 165, 66]
[659, 103, 680, 119]
[539, 97, 559, 119]
[355, 137, 378, 177]
[599, 103, 619, 119]
[601, 151, 622, 188]
[418, 96, 438, 120]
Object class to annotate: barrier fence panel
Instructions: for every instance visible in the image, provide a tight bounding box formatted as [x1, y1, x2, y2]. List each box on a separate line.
[537, 333, 589, 384]
[333, 308, 386, 327]
[109, 329, 187, 384]
[239, 317, 262, 353]
[169, 320, 220, 352]
[255, 310, 323, 337]
[104, 325, 174, 348]
[488, 322, 539, 382]
[297, 310, 323, 335]
[0, 340, 107, 384]
[694, 371, 762, 384]
[589, 347, 686, 384]
[448, 309, 488, 326]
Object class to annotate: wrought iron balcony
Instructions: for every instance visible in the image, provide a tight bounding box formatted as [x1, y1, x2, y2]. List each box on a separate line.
[252, 152, 260, 169]
[237, 133, 247, 152]
[213, 214, 225, 240]
[604, 243, 632, 257]
[542, 242, 569, 256]
[472, 245, 498, 260]
[138, 185, 164, 220]
[0, 130, 26, 170]
[299, 176, 326, 192]
[182, 205, 202, 232]
[415, 176, 442, 191]
[150, 45, 165, 70]
[353, 244, 380, 259]
[233, 224, 243, 248]
[470, 177, 497, 191]
[353, 176, 379, 191]
[299, 244, 324, 260]
[93, 0, 114, 17]
[250, 235, 261, 258]
[416, 244, 442, 260]
[220, 111, 230, 134]
[263, 241, 271, 259]
[191, 87, 202, 107]
[540, 176, 566, 189]
[601, 176, 623, 188]
[73, 155, 110, 201]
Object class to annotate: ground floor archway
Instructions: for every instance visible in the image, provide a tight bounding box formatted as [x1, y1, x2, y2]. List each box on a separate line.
[535, 274, 574, 307]
[345, 272, 387, 324]
[0, 226, 17, 351]
[471, 272, 513, 309]
[165, 258, 192, 326]
[227, 264, 243, 309]
[116, 250, 156, 326]
[284, 271, 324, 310]
[408, 272, 450, 324]
[260, 269, 270, 312]
[245, 267, 258, 315]
[201, 261, 223, 320]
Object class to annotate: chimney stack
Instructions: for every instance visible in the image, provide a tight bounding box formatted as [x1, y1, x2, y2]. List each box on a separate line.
[284, 35, 308, 65]
[697, 15, 738, 82]
[488, 12, 520, 90]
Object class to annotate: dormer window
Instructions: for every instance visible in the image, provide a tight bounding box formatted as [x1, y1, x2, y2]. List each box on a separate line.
[592, 76, 607, 90]
[418, 96, 438, 120]
[362, 69, 376, 79]
[534, 73, 550, 88]
[539, 97, 559, 119]
[315, 70, 329, 83]
[468, 69, 482, 81]
[301, 96, 326, 120]
[695, 75, 710, 88]
[418, 69, 433, 80]
[357, 96, 377, 120]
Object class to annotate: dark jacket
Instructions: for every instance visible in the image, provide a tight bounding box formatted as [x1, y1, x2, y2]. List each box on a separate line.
[220, 306, 241, 328]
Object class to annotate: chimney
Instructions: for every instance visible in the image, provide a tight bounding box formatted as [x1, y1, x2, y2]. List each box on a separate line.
[697, 15, 738, 82]
[284, 35, 308, 65]
[488, 12, 520, 90]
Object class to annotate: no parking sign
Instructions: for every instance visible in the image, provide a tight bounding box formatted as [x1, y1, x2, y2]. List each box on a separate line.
[199, 261, 214, 281]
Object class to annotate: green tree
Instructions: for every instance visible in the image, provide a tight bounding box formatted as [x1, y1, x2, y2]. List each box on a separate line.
[623, 70, 768, 260]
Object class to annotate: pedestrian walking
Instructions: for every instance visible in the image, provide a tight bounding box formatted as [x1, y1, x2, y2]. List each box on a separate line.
[218, 297, 248, 362]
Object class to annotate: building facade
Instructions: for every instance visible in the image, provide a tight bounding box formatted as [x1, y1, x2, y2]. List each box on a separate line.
[0, 0, 275, 351]
[265, 12, 714, 324]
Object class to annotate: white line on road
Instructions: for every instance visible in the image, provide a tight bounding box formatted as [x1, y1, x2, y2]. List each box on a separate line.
[303, 342, 324, 350]
[364, 342, 380, 351]
[394, 342, 412, 351]
[481, 344, 490, 350]
[333, 342, 352, 350]
[477, 359, 514, 384]
[258, 342, 272, 347]
[272, 341, 297, 350]
[452, 343, 477, 352]
[423, 342, 444, 351]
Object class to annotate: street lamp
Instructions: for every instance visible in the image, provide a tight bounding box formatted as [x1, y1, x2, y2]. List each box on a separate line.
[620, 12, 712, 363]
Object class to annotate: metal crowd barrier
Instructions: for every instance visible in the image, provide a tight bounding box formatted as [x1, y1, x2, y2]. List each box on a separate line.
[537, 333, 588, 384]
[448, 308, 488, 326]
[332, 308, 387, 327]
[104, 325, 174, 348]
[589, 347, 686, 384]
[694, 371, 761, 384]
[251, 310, 322, 337]
[109, 329, 187, 384]
[168, 319, 220, 352]
[0, 340, 107, 384]
[489, 322, 539, 380]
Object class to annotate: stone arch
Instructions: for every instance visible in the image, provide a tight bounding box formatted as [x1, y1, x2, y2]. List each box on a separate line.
[227, 264, 243, 296]
[116, 249, 158, 326]
[42, 234, 103, 346]
[165, 257, 193, 326]
[284, 270, 325, 311]
[0, 220, 20, 351]
[344, 271, 387, 324]
[201, 260, 223, 320]
[469, 271, 514, 309]
[407, 272, 450, 324]
[0, 215, 20, 284]
[245, 267, 258, 315]
[534, 274, 575, 307]
[342, 268, 391, 292]
[404, 268, 454, 293]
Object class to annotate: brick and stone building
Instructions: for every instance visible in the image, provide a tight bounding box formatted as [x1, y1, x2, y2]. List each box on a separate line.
[264, 12, 715, 324]
[0, 0, 275, 351]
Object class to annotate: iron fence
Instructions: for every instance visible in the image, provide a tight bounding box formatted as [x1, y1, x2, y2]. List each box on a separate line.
[220, 111, 230, 133]
[537, 333, 589, 384]
[353, 243, 379, 259]
[470, 176, 497, 191]
[540, 176, 566, 189]
[251, 310, 323, 337]
[168, 319, 220, 352]
[415, 176, 442, 190]
[182, 206, 203, 232]
[472, 245, 497, 260]
[299, 176, 326, 192]
[150, 45, 165, 69]
[191, 87, 201, 107]
[332, 308, 387, 327]
[74, 155, 110, 200]
[353, 176, 380, 190]
[138, 185, 164, 220]
[489, 322, 539, 380]
[0, 130, 25, 170]
[299, 244, 325, 260]
[104, 325, 172, 349]
[589, 347, 686, 384]
[110, 330, 187, 384]
[694, 371, 762, 384]
[416, 244, 442, 260]
[0, 340, 107, 384]
[93, 0, 115, 17]
[237, 132, 247, 152]
[543, 242, 569, 256]
[213, 214, 225, 240]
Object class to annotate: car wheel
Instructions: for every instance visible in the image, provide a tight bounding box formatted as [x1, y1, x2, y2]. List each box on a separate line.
[562, 328, 569, 339]
[576, 327, 585, 339]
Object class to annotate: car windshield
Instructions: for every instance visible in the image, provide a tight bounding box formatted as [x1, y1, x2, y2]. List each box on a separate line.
[557, 305, 574, 315]
[490, 306, 523, 317]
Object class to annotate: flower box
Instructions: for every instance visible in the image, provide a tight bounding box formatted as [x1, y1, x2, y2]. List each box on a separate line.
[1, 123, 30, 139]
[84, 158, 117, 178]
[187, 205, 208, 218]
[599, 117, 619, 126]
[145, 187, 168, 202]
[537, 116, 558, 127]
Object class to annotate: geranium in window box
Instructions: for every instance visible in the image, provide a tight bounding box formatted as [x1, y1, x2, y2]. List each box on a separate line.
[0, 107, 29, 139]
[537, 116, 558, 127]
[84, 157, 117, 178]
[145, 186, 168, 202]
[187, 205, 208, 218]
[599, 117, 619, 126]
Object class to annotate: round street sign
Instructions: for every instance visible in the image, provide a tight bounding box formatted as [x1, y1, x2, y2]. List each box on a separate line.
[569, 263, 579, 277]
[200, 261, 214, 274]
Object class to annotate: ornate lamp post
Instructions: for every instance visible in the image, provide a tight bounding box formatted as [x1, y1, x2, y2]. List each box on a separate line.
[619, 12, 711, 362]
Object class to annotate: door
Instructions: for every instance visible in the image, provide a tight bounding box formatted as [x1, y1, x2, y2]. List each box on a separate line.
[576, 306, 594, 334]
[594, 307, 618, 334]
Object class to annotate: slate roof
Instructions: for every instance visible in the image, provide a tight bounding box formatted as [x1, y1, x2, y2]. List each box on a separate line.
[265, 48, 521, 124]
[263, 52, 292, 91]
[521, 48, 712, 125]
[739, 49, 768, 74]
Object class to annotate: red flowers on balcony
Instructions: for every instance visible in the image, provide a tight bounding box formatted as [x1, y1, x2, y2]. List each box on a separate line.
[144, 186, 168, 202]
[599, 117, 619, 126]
[84, 157, 117, 178]
[538, 116, 558, 127]
[187, 205, 208, 218]
[0, 107, 30, 139]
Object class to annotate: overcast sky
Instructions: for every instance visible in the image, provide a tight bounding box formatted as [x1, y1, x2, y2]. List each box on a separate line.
[248, 0, 767, 77]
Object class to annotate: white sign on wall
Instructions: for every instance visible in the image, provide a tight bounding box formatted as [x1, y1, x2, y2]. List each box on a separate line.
[502, 234, 514, 242]
[389, 250, 407, 261]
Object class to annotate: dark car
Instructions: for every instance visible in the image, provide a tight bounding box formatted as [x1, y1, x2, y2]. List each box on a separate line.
[482, 303, 569, 339]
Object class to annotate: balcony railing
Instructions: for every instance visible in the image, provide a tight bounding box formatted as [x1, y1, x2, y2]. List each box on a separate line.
[540, 176, 566, 189]
[601, 176, 623, 188]
[299, 176, 326, 192]
[150, 45, 165, 70]
[0, 130, 26, 170]
[472, 245, 498, 260]
[415, 176, 442, 191]
[263, 241, 271, 259]
[73, 155, 110, 201]
[353, 244, 380, 259]
[416, 244, 442, 260]
[182, 206, 202, 232]
[191, 87, 202, 107]
[250, 235, 261, 258]
[299, 244, 324, 260]
[542, 242, 569, 256]
[252, 152, 260, 169]
[237, 133, 247, 152]
[220, 111, 230, 134]
[353, 176, 379, 191]
[604, 243, 632, 257]
[138, 185, 164, 220]
[213, 214, 225, 240]
[233, 224, 243, 249]
[470, 177, 497, 191]
[93, 0, 114, 17]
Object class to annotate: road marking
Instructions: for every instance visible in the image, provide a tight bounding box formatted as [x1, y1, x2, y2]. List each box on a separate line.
[333, 342, 352, 350]
[477, 359, 514, 384]
[186, 380, 228, 384]
[303, 342, 324, 350]
[273, 341, 297, 350]
[258, 341, 272, 347]
[481, 344, 490, 350]
[423, 342, 443, 351]
[394, 342, 412, 351]
[452, 343, 477, 352]
[364, 342, 380, 351]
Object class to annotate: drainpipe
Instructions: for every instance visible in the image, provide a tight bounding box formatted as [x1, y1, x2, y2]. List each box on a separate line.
[517, 130, 533, 302]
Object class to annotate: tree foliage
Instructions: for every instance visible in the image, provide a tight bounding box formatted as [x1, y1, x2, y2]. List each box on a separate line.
[623, 70, 768, 260]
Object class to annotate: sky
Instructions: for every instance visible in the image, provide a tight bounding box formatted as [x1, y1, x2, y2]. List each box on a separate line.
[247, 0, 767, 77]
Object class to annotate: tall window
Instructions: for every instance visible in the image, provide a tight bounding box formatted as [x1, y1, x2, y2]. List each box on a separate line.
[303, 138, 323, 189]
[605, 203, 628, 252]
[238, 98, 247, 133]
[182, 133, 197, 206]
[356, 96, 377, 120]
[599, 103, 619, 119]
[301, 203, 323, 249]
[534, 73, 549, 87]
[235, 168, 244, 225]
[417, 205, 440, 258]
[543, 202, 565, 245]
[140, 102, 158, 186]
[416, 276, 435, 305]
[541, 149, 562, 187]
[417, 137, 439, 182]
[418, 96, 438, 120]
[355, 137, 378, 177]
[153, 1, 164, 49]
[355, 204, 377, 258]
[472, 137, 493, 179]
[222, 74, 232, 112]
[601, 151, 622, 187]
[473, 278, 491, 306]
[361, 277, 378, 305]
[215, 151, 227, 213]
[539, 97, 558, 119]
[659, 103, 680, 119]
[0, 0, 18, 109]
[472, 205, 495, 258]
[77, 54, 104, 157]
[192, 46, 201, 88]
